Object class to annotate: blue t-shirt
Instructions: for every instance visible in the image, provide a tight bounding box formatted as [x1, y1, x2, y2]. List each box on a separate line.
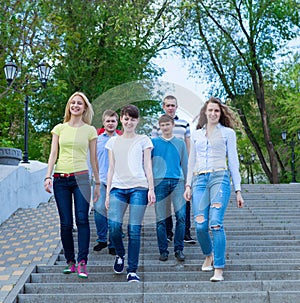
[151, 136, 188, 181]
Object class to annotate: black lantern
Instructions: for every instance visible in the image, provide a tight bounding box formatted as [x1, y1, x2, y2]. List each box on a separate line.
[3, 61, 51, 163]
[37, 61, 52, 87]
[3, 62, 18, 85]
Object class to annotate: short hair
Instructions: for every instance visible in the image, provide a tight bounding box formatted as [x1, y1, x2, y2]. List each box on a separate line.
[158, 114, 174, 125]
[120, 104, 139, 119]
[64, 92, 94, 125]
[163, 95, 177, 105]
[102, 110, 118, 123]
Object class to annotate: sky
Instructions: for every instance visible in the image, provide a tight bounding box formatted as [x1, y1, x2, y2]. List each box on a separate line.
[151, 52, 208, 124]
[152, 36, 300, 123]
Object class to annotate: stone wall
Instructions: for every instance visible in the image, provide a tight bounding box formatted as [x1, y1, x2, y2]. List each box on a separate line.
[0, 161, 52, 224]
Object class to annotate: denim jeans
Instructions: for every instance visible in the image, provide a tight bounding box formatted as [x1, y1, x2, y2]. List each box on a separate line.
[108, 187, 148, 273]
[53, 174, 91, 264]
[154, 179, 186, 254]
[192, 170, 231, 268]
[166, 201, 191, 237]
[93, 183, 113, 248]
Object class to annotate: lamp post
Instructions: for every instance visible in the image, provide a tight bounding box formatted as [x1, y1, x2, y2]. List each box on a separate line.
[3, 61, 51, 163]
[240, 153, 255, 184]
[281, 130, 300, 183]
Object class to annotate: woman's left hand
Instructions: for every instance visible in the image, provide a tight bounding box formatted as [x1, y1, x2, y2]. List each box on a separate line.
[93, 185, 100, 202]
[236, 191, 244, 208]
[147, 189, 156, 206]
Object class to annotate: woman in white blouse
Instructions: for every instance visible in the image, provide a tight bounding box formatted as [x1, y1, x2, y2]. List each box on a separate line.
[184, 97, 244, 282]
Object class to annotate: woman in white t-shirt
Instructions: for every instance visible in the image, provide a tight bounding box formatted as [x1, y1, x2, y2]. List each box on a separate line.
[105, 104, 155, 283]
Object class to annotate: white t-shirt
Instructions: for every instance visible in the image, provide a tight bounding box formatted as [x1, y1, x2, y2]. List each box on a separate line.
[105, 135, 153, 189]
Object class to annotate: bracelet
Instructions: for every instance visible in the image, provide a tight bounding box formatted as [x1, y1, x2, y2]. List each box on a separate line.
[95, 182, 100, 185]
[44, 177, 51, 182]
[185, 185, 191, 188]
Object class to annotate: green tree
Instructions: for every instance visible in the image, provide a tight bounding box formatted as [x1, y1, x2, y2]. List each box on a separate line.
[177, 0, 300, 183]
[1, 0, 177, 160]
[0, 0, 61, 158]
[272, 53, 300, 182]
[30, 0, 178, 133]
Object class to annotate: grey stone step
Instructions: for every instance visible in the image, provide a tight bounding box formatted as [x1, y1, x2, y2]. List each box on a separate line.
[17, 291, 300, 303]
[29, 270, 300, 283]
[38, 263, 300, 273]
[23, 279, 300, 294]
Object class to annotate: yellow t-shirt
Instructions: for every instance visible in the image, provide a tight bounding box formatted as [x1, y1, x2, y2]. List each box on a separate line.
[52, 123, 97, 173]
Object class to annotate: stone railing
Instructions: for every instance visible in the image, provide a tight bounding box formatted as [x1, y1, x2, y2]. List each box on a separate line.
[0, 147, 22, 165]
[0, 160, 52, 224]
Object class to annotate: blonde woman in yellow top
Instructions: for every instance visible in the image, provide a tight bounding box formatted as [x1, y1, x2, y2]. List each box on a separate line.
[44, 92, 100, 279]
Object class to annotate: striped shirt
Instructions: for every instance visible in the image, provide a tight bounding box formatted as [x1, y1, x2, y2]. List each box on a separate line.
[151, 115, 190, 140]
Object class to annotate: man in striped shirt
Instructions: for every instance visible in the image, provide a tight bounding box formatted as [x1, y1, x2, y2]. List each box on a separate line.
[151, 95, 196, 244]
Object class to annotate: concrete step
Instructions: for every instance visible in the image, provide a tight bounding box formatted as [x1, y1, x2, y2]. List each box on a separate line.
[38, 263, 300, 273]
[23, 279, 300, 293]
[29, 270, 300, 283]
[17, 291, 300, 303]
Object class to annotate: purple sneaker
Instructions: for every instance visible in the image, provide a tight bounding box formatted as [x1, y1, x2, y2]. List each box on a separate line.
[63, 261, 76, 274]
[77, 260, 88, 278]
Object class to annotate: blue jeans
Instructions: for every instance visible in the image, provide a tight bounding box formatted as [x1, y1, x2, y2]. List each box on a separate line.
[93, 183, 113, 248]
[155, 179, 186, 254]
[108, 187, 148, 273]
[53, 174, 91, 264]
[192, 171, 231, 268]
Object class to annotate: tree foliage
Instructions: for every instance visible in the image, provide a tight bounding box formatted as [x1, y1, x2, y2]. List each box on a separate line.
[177, 0, 300, 183]
[0, 0, 177, 161]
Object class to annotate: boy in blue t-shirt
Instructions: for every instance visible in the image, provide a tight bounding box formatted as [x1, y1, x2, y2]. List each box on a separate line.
[152, 114, 188, 262]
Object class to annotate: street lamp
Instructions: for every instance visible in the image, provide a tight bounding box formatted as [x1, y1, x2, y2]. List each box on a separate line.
[240, 153, 255, 184]
[281, 130, 300, 183]
[3, 61, 52, 163]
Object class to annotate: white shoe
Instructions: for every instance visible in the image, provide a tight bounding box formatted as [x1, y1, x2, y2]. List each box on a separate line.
[210, 274, 224, 282]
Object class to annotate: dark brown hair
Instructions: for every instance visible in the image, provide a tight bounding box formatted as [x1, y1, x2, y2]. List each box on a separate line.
[120, 104, 139, 119]
[158, 114, 174, 125]
[195, 97, 237, 129]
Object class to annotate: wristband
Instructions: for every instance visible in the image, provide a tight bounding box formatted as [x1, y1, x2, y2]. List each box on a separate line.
[44, 177, 51, 182]
[95, 182, 100, 185]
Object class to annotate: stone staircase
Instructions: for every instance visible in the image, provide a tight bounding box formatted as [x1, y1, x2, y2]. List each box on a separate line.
[17, 184, 300, 303]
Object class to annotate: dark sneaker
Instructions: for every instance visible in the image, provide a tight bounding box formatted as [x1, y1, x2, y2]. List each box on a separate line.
[63, 261, 76, 274]
[93, 241, 108, 251]
[167, 235, 173, 242]
[113, 256, 125, 274]
[159, 252, 168, 261]
[77, 260, 88, 278]
[127, 272, 140, 282]
[175, 250, 185, 261]
[109, 247, 116, 255]
[184, 234, 196, 244]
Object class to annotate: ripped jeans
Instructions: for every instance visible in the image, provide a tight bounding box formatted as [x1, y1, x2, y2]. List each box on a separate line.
[192, 170, 231, 268]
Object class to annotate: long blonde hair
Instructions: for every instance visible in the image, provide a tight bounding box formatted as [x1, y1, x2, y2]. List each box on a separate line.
[63, 92, 94, 125]
[195, 97, 238, 129]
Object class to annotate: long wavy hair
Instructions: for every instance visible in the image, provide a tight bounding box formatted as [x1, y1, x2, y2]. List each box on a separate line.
[195, 97, 238, 130]
[63, 92, 94, 125]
